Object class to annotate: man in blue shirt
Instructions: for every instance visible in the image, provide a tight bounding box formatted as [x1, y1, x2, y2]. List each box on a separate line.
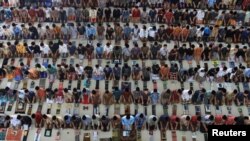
[135, 113, 146, 130]
[207, 0, 216, 8]
[150, 89, 160, 115]
[96, 43, 103, 59]
[86, 24, 96, 40]
[121, 114, 135, 130]
[123, 23, 132, 41]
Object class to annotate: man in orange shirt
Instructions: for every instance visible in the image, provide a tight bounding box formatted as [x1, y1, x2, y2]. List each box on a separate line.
[173, 24, 182, 41]
[160, 63, 169, 81]
[181, 26, 190, 42]
[13, 66, 23, 82]
[35, 86, 46, 103]
[194, 44, 203, 65]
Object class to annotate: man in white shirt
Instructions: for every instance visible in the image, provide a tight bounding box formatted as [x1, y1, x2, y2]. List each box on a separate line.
[82, 115, 92, 130]
[104, 43, 113, 59]
[148, 26, 157, 41]
[181, 89, 193, 103]
[147, 115, 158, 130]
[159, 44, 168, 59]
[196, 9, 205, 22]
[139, 25, 148, 42]
[10, 115, 21, 129]
[75, 64, 84, 79]
[45, 7, 51, 22]
[59, 41, 68, 58]
[93, 65, 104, 80]
[92, 114, 100, 130]
[180, 115, 191, 130]
[40, 42, 51, 57]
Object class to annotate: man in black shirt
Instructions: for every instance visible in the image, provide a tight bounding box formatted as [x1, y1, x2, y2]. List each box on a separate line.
[21, 115, 32, 127]
[84, 65, 93, 78]
[28, 23, 38, 39]
[113, 8, 121, 22]
[104, 8, 112, 22]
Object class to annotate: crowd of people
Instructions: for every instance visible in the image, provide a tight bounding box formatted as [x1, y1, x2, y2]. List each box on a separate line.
[0, 110, 250, 134]
[0, 0, 250, 140]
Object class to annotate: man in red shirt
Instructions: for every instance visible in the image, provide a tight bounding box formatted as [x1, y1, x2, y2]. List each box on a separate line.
[132, 6, 140, 23]
[222, 115, 236, 125]
[31, 112, 43, 128]
[164, 9, 174, 25]
[170, 115, 180, 130]
[214, 115, 223, 125]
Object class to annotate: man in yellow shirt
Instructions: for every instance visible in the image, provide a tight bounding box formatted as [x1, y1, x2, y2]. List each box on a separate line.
[15, 41, 26, 57]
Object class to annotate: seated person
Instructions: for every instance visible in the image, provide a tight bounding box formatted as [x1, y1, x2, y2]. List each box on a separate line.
[71, 115, 82, 130]
[158, 114, 169, 130]
[42, 114, 52, 129]
[180, 115, 191, 130]
[31, 112, 43, 128]
[82, 115, 92, 130]
[135, 113, 146, 130]
[52, 115, 64, 129]
[147, 115, 158, 131]
[10, 115, 22, 129]
[100, 115, 110, 131]
[121, 114, 135, 130]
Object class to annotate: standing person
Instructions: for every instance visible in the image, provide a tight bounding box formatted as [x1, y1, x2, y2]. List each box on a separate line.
[35, 86, 46, 103]
[91, 114, 100, 130]
[120, 88, 133, 114]
[150, 89, 160, 115]
[47, 64, 57, 86]
[113, 87, 122, 104]
[81, 115, 92, 130]
[158, 114, 169, 130]
[131, 6, 141, 23]
[135, 113, 146, 130]
[89, 90, 101, 115]
[102, 90, 114, 116]
[121, 114, 135, 130]
[96, 23, 105, 42]
[100, 115, 110, 131]
[31, 112, 43, 128]
[147, 115, 158, 131]
[141, 88, 150, 115]
[111, 114, 121, 129]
